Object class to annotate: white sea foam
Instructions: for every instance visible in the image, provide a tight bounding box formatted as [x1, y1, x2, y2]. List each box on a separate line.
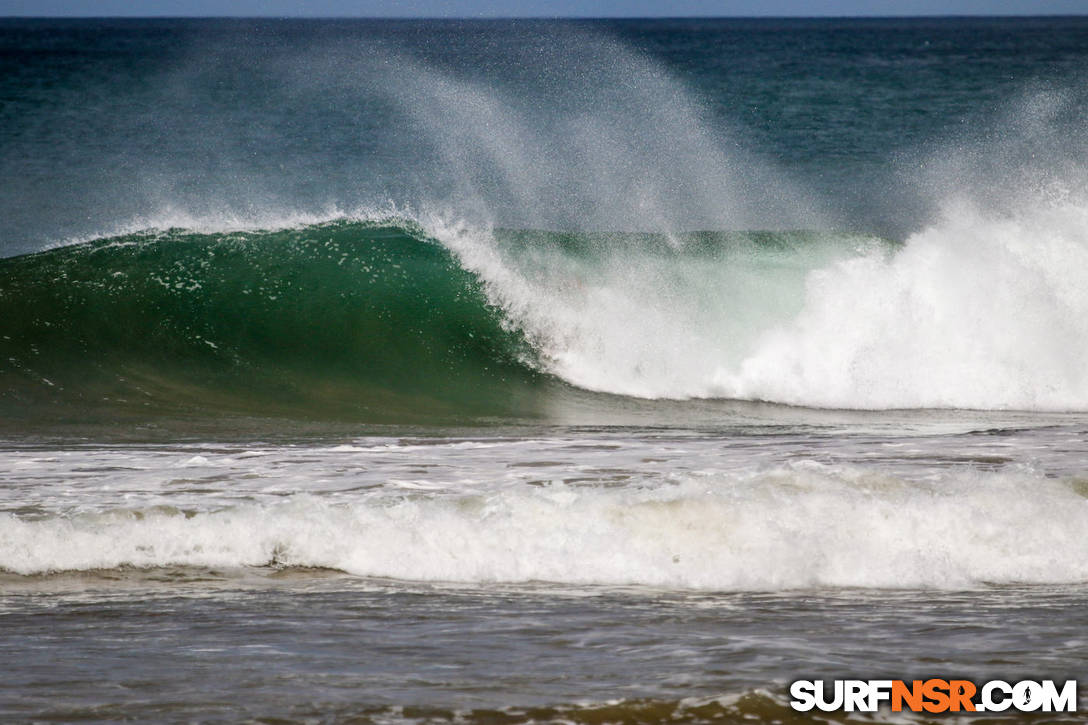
[716, 199, 1088, 409]
[4, 466, 1087, 589]
[420, 88, 1088, 412]
[428, 194, 1088, 411]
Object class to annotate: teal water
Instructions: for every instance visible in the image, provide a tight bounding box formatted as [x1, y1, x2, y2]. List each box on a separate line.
[0, 222, 541, 423]
[2, 17, 1088, 724]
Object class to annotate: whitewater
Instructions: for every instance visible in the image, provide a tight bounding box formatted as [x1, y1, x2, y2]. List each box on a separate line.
[4, 435, 1088, 589]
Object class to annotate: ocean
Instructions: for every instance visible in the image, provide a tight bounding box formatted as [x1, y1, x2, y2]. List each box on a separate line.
[2, 15, 1088, 722]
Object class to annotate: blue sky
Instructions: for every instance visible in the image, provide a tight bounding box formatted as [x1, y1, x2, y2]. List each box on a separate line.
[1, 0, 1086, 16]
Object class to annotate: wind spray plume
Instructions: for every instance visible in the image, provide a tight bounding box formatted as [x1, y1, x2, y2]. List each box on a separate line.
[362, 26, 824, 234]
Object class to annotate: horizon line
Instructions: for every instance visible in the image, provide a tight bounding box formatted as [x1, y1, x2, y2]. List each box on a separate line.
[2, 13, 1087, 19]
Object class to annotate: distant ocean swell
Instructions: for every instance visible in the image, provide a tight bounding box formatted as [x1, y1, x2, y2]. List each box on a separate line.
[4, 465, 1088, 588]
[3, 197, 1088, 418]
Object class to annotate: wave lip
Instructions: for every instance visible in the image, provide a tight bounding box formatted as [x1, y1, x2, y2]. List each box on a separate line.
[5, 466, 1087, 590]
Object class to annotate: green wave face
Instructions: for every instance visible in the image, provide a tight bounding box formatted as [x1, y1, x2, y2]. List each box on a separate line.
[0, 221, 544, 423]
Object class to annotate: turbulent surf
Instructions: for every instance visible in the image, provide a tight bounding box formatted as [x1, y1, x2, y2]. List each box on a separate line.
[5, 200, 1088, 422]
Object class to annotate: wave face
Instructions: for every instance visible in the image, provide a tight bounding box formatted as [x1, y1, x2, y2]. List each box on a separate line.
[0, 220, 542, 422]
[5, 465, 1088, 589]
[6, 203, 1088, 419]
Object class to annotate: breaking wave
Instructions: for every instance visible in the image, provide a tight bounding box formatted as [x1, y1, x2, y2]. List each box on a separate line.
[4, 196, 1088, 421]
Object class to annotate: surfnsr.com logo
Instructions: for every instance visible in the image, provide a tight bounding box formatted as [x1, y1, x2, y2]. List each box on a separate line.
[789, 679, 1077, 713]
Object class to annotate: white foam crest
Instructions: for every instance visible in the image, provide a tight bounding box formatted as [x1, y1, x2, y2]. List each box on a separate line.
[428, 193, 1088, 411]
[716, 199, 1088, 410]
[5, 467, 1088, 590]
[425, 216, 864, 399]
[425, 88, 1088, 411]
